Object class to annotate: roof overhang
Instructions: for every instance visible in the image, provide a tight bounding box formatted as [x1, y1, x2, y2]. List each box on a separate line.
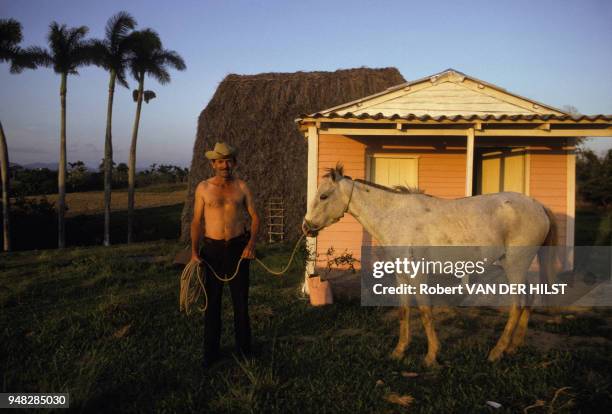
[296, 113, 612, 138]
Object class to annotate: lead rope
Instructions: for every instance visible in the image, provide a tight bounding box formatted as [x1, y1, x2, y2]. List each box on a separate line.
[179, 234, 305, 315]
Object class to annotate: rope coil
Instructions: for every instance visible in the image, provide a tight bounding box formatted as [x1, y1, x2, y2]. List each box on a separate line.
[179, 234, 305, 315]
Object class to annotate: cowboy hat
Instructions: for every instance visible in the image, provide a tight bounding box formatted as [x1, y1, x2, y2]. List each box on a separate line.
[205, 142, 238, 160]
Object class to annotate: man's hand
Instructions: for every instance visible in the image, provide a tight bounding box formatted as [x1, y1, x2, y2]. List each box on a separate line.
[241, 242, 255, 259]
[191, 251, 202, 263]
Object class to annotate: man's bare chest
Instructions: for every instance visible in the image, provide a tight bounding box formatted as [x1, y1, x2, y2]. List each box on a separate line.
[203, 186, 244, 209]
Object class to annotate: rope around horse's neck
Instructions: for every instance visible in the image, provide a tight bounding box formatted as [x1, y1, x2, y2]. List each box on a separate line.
[179, 234, 305, 315]
[345, 179, 355, 213]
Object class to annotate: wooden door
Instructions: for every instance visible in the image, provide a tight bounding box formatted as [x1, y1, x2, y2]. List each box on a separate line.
[477, 148, 526, 194]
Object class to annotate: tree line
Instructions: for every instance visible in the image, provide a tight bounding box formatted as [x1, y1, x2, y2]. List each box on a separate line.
[576, 148, 612, 209]
[0, 12, 186, 251]
[7, 162, 188, 197]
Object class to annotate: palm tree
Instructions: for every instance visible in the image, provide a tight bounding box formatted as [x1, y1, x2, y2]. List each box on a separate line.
[40, 22, 96, 248]
[126, 29, 185, 243]
[91, 12, 137, 247]
[0, 18, 46, 251]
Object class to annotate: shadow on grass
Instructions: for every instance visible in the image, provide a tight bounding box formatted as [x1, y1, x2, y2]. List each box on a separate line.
[7, 204, 184, 250]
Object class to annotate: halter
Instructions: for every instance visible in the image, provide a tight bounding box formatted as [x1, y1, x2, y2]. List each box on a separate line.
[303, 178, 355, 234]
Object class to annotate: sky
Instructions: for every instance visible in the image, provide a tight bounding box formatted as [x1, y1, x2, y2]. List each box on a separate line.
[1, 0, 611, 169]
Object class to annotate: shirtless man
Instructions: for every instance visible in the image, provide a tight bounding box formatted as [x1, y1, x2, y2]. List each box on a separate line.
[190, 142, 260, 367]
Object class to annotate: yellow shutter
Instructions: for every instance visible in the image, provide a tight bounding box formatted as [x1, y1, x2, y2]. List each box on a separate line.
[478, 149, 525, 194]
[371, 156, 418, 188]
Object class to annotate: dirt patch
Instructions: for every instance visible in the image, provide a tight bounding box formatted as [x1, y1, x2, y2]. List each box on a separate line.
[333, 328, 366, 337]
[526, 329, 610, 351]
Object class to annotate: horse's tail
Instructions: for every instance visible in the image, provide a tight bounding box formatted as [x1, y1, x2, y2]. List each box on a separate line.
[537, 205, 558, 284]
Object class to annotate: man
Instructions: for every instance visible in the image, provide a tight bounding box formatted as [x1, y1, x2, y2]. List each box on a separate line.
[190, 142, 260, 367]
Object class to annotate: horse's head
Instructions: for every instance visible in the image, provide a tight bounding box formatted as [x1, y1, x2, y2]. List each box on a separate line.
[302, 164, 354, 237]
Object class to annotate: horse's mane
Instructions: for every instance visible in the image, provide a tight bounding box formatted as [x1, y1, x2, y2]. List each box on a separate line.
[354, 179, 429, 195]
[323, 163, 429, 196]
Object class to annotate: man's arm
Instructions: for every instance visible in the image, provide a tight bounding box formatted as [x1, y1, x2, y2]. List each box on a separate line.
[190, 182, 206, 262]
[241, 181, 259, 259]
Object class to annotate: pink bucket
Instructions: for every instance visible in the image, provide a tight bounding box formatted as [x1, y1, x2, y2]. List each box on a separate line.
[307, 275, 333, 306]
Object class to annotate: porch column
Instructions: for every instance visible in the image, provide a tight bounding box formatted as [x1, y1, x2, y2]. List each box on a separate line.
[565, 138, 576, 270]
[304, 125, 319, 291]
[465, 128, 475, 196]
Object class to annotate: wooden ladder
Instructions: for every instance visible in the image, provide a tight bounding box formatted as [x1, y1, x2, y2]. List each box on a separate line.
[267, 197, 284, 243]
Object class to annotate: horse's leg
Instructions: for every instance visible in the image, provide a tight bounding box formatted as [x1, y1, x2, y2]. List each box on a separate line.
[391, 305, 411, 360]
[506, 307, 530, 354]
[418, 305, 440, 367]
[489, 247, 538, 361]
[488, 302, 522, 361]
[489, 247, 535, 361]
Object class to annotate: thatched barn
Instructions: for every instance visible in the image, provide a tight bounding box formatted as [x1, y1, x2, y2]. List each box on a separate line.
[180, 68, 406, 243]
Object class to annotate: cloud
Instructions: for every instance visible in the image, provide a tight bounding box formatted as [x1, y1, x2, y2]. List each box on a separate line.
[69, 140, 101, 154]
[10, 145, 51, 154]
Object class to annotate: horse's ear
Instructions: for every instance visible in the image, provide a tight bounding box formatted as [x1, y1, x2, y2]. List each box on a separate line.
[324, 163, 345, 182]
[332, 162, 344, 182]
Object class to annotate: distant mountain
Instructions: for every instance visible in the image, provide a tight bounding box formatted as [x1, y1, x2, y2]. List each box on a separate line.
[21, 162, 59, 170]
[9, 162, 152, 172]
[8, 162, 59, 170]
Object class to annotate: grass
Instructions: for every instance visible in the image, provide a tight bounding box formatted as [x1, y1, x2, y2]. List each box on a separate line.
[67, 204, 184, 246]
[1, 189, 610, 411]
[5, 203, 184, 251]
[26, 182, 187, 217]
[1, 239, 611, 413]
[5, 182, 187, 250]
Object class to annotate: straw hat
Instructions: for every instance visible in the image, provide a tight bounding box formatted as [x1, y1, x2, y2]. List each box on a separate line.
[205, 142, 237, 160]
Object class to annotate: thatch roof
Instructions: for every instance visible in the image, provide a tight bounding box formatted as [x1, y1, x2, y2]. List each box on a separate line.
[180, 67, 406, 243]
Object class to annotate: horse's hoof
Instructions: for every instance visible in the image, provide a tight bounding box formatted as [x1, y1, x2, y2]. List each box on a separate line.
[505, 345, 518, 355]
[423, 355, 439, 368]
[390, 349, 405, 361]
[487, 348, 504, 362]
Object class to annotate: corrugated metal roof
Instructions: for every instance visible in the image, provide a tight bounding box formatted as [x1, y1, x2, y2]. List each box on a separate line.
[299, 112, 612, 122]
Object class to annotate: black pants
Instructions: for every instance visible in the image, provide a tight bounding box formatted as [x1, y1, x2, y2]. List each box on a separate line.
[200, 232, 251, 361]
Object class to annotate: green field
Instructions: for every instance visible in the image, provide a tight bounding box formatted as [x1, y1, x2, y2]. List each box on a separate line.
[1, 196, 611, 412]
[1, 237, 611, 413]
[6, 202, 184, 250]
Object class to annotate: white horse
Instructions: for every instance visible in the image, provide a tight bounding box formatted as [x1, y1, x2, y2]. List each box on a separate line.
[302, 165, 557, 366]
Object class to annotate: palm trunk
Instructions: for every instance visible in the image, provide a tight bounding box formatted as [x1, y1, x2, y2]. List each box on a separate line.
[0, 121, 11, 252]
[58, 73, 67, 249]
[127, 74, 144, 244]
[103, 71, 116, 246]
